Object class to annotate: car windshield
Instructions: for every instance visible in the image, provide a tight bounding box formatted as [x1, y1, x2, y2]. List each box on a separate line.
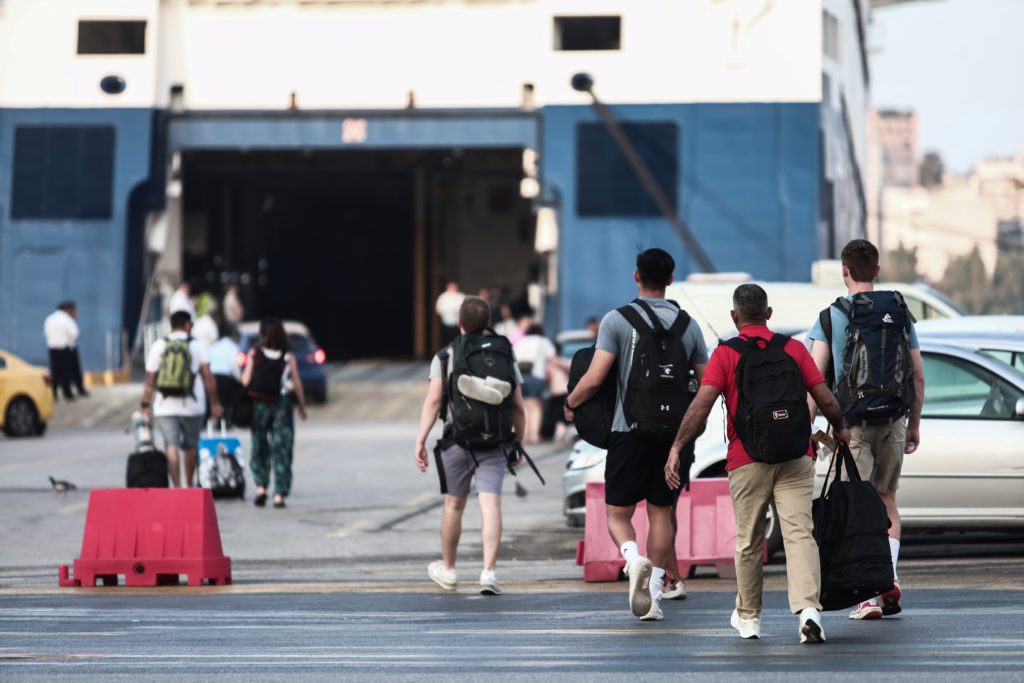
[978, 348, 1024, 382]
[560, 339, 593, 359]
[240, 332, 313, 355]
[917, 284, 968, 316]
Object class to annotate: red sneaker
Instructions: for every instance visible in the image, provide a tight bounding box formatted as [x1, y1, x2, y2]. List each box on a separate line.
[880, 580, 902, 616]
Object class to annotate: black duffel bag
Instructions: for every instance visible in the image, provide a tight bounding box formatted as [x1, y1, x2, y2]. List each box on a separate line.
[812, 443, 895, 611]
[566, 346, 616, 448]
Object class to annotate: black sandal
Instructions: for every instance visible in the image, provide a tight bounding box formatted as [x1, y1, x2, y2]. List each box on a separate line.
[254, 492, 267, 507]
[273, 497, 286, 509]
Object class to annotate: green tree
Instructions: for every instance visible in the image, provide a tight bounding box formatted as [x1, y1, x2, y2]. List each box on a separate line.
[882, 242, 923, 284]
[936, 246, 989, 314]
[988, 250, 1024, 314]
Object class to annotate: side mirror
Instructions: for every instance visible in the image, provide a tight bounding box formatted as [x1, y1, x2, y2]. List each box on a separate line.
[1016, 397, 1024, 419]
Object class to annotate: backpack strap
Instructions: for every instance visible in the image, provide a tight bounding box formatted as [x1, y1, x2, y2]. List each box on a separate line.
[721, 337, 751, 356]
[632, 299, 668, 333]
[892, 290, 918, 324]
[819, 306, 835, 388]
[437, 348, 451, 423]
[667, 310, 692, 338]
[617, 303, 653, 337]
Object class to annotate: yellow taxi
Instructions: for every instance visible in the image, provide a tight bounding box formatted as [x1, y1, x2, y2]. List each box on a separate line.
[0, 348, 54, 437]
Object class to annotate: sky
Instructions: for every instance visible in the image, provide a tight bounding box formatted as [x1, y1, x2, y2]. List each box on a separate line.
[869, 0, 1024, 173]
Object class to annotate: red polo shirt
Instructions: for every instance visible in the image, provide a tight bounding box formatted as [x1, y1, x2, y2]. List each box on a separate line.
[702, 324, 825, 470]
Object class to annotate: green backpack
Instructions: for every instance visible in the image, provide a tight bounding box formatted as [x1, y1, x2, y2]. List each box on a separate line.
[156, 338, 195, 398]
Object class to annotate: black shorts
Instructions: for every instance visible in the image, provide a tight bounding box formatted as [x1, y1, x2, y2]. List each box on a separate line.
[605, 431, 695, 508]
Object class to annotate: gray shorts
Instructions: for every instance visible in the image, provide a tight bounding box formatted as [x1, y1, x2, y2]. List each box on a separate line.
[437, 445, 507, 497]
[839, 420, 906, 493]
[156, 415, 203, 452]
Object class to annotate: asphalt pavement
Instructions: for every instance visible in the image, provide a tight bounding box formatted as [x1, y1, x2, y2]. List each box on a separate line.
[2, 589, 1023, 681]
[3, 372, 1024, 681]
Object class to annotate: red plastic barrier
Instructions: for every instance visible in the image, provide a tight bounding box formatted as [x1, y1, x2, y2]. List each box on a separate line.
[577, 479, 749, 582]
[58, 488, 231, 587]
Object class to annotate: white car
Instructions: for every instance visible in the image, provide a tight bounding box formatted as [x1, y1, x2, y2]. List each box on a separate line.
[564, 338, 1024, 559]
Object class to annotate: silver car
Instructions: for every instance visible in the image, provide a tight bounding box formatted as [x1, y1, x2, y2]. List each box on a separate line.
[563, 338, 1024, 557]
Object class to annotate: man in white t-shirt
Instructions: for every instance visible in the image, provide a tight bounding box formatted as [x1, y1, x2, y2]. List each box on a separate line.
[435, 282, 465, 345]
[141, 311, 223, 487]
[43, 301, 83, 400]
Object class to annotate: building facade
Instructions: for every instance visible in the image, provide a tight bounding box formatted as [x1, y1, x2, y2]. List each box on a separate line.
[0, 0, 870, 365]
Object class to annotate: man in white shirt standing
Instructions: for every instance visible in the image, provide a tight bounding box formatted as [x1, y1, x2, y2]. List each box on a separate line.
[168, 281, 196, 319]
[435, 282, 465, 345]
[141, 311, 223, 487]
[43, 301, 86, 400]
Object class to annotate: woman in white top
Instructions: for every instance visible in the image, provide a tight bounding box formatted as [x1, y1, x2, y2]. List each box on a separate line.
[513, 322, 556, 444]
[241, 317, 308, 508]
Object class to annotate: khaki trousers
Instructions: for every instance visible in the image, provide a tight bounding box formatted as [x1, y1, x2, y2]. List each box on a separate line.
[727, 456, 822, 619]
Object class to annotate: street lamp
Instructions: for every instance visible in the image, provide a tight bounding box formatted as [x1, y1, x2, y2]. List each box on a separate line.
[571, 72, 715, 273]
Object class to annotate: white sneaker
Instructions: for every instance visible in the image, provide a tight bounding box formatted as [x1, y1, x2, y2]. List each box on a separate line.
[730, 609, 761, 639]
[640, 594, 664, 621]
[799, 607, 826, 644]
[626, 556, 654, 618]
[661, 579, 687, 600]
[427, 561, 457, 591]
[479, 570, 501, 596]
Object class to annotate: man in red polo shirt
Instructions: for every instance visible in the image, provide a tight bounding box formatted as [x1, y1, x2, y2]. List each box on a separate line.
[666, 284, 850, 643]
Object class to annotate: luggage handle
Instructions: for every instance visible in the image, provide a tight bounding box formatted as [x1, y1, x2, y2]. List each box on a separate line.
[206, 419, 228, 439]
[820, 443, 862, 496]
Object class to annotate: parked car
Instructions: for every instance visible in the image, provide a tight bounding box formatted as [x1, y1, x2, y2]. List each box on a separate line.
[556, 329, 597, 360]
[563, 338, 1024, 560]
[237, 321, 328, 404]
[915, 315, 1024, 336]
[914, 331, 1024, 373]
[665, 278, 963, 346]
[0, 348, 54, 437]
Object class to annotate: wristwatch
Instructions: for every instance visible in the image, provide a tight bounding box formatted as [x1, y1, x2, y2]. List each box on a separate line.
[563, 397, 575, 411]
[140, 401, 151, 409]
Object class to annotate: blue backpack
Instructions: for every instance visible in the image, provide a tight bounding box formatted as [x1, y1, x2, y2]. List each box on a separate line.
[826, 291, 916, 424]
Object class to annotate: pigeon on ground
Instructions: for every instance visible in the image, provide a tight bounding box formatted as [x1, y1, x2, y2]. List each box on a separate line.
[49, 476, 77, 493]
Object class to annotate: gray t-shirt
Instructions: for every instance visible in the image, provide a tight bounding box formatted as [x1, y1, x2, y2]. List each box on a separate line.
[597, 297, 709, 433]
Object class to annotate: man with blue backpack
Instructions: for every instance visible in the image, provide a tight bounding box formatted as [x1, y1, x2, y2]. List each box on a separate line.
[807, 239, 925, 621]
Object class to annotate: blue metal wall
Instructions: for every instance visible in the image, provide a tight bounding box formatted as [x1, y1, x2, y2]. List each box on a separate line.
[540, 103, 821, 332]
[0, 103, 821, 368]
[0, 108, 155, 370]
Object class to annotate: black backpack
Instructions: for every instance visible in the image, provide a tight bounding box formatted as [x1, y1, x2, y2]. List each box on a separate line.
[566, 346, 616, 448]
[248, 348, 287, 403]
[813, 444, 895, 610]
[825, 291, 916, 424]
[618, 299, 693, 440]
[439, 330, 518, 450]
[722, 334, 810, 464]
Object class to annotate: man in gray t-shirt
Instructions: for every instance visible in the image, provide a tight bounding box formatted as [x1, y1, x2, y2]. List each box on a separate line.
[597, 298, 709, 433]
[564, 248, 708, 622]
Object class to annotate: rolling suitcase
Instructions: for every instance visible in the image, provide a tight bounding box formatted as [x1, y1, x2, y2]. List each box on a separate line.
[126, 411, 168, 488]
[198, 421, 246, 499]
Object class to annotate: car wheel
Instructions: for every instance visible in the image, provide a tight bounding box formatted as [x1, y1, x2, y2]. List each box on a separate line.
[3, 397, 40, 438]
[765, 499, 783, 560]
[566, 515, 584, 529]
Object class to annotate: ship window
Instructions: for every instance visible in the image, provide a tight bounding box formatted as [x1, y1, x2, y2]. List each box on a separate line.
[10, 126, 115, 220]
[78, 20, 147, 55]
[554, 16, 621, 51]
